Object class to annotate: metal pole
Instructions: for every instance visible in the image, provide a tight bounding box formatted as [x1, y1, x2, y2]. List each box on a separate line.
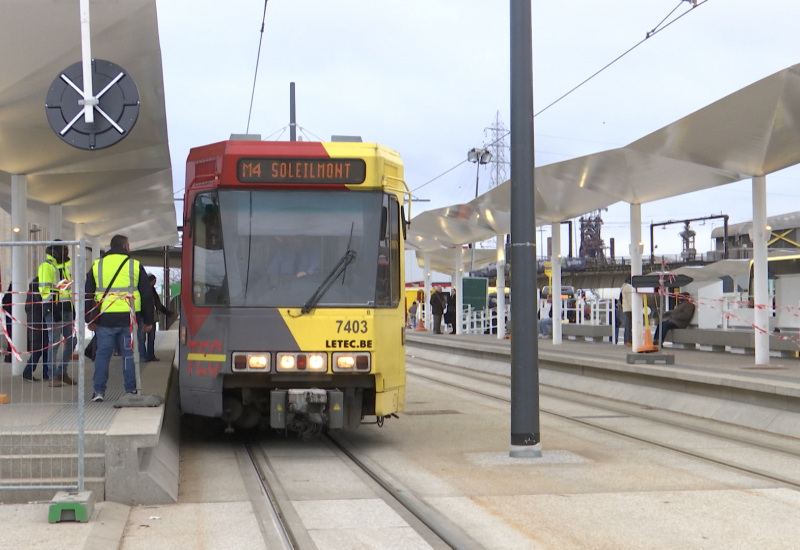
[79, 0, 95, 124]
[290, 82, 297, 142]
[75, 239, 87, 492]
[474, 160, 481, 199]
[509, 0, 541, 457]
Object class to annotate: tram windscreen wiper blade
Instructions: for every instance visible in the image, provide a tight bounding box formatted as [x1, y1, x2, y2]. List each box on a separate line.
[301, 223, 357, 314]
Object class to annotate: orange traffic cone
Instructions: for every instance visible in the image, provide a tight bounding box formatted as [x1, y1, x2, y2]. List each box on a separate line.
[413, 321, 427, 332]
[637, 294, 659, 353]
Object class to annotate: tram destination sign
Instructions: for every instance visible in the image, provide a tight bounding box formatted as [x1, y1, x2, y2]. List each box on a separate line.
[238, 157, 367, 184]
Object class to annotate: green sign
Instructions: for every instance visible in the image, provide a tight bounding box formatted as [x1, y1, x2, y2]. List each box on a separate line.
[462, 277, 488, 311]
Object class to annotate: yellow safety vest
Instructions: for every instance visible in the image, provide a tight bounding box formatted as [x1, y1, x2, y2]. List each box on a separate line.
[38, 255, 72, 302]
[93, 254, 142, 314]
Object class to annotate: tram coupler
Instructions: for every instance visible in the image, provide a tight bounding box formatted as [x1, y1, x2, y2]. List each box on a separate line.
[269, 389, 344, 429]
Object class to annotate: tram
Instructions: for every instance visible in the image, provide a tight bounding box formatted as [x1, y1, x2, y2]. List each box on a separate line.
[178, 138, 408, 435]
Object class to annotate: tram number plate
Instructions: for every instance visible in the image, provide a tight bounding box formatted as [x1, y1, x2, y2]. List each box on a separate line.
[336, 320, 368, 334]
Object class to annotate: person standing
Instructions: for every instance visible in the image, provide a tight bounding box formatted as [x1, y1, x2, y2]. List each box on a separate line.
[620, 276, 634, 347]
[430, 287, 446, 334]
[444, 288, 457, 334]
[142, 274, 174, 362]
[85, 235, 154, 402]
[539, 298, 553, 339]
[38, 241, 76, 386]
[408, 300, 418, 329]
[22, 278, 50, 381]
[2, 283, 11, 363]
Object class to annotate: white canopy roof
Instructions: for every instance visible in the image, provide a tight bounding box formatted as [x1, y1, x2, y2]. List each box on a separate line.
[409, 64, 800, 253]
[0, 0, 176, 249]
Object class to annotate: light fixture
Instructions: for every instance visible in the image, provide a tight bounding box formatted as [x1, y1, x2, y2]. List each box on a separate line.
[467, 147, 493, 198]
[12, 226, 20, 233]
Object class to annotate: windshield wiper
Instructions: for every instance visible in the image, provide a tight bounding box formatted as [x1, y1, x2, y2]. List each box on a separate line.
[301, 223, 356, 314]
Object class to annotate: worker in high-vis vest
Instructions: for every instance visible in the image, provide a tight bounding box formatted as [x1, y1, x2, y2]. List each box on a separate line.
[84, 234, 154, 403]
[37, 240, 75, 387]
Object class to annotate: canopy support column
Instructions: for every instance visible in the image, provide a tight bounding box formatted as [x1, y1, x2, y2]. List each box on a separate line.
[496, 234, 506, 339]
[10, 175, 29, 376]
[752, 175, 770, 365]
[454, 249, 463, 335]
[50, 205, 63, 240]
[630, 203, 643, 350]
[423, 252, 432, 331]
[551, 222, 562, 345]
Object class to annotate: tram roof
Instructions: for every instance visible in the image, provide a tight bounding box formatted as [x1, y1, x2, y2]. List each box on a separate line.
[710, 211, 800, 239]
[0, 0, 176, 250]
[409, 63, 800, 252]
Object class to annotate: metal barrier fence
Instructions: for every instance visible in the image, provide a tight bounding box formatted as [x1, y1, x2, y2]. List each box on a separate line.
[0, 239, 88, 502]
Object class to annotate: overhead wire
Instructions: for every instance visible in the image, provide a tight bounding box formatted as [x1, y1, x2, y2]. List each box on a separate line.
[246, 0, 269, 134]
[411, 0, 709, 195]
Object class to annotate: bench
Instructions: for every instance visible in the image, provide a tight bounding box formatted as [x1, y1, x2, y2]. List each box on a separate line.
[668, 327, 800, 357]
[561, 323, 614, 343]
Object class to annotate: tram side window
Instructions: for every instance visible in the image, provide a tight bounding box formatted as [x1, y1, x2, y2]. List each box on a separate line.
[376, 194, 401, 306]
[192, 194, 229, 305]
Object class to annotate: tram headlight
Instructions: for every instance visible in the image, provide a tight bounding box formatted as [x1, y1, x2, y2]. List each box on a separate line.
[276, 352, 328, 372]
[333, 352, 371, 373]
[248, 355, 268, 369]
[278, 354, 296, 371]
[308, 354, 327, 371]
[232, 352, 271, 372]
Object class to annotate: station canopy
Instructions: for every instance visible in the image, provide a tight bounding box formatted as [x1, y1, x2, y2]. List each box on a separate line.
[408, 64, 800, 264]
[0, 0, 176, 250]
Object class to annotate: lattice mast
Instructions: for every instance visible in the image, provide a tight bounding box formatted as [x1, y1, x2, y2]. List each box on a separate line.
[485, 111, 508, 189]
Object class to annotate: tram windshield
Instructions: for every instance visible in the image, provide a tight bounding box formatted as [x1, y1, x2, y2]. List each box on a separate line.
[192, 190, 399, 307]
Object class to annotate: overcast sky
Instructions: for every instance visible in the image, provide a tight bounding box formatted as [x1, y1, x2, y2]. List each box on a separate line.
[156, 0, 800, 274]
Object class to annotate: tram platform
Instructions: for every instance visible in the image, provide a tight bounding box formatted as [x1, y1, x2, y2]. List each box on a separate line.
[0, 329, 180, 507]
[407, 330, 800, 440]
[3, 329, 800, 549]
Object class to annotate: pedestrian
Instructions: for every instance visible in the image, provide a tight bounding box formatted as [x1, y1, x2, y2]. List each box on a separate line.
[654, 292, 695, 344]
[38, 241, 76, 386]
[2, 283, 11, 363]
[430, 287, 446, 334]
[85, 235, 154, 402]
[141, 274, 174, 362]
[22, 277, 50, 382]
[621, 276, 634, 347]
[539, 298, 553, 338]
[408, 300, 418, 328]
[444, 288, 457, 334]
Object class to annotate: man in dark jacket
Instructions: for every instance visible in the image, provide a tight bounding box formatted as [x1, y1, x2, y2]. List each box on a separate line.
[85, 235, 154, 402]
[141, 274, 174, 362]
[654, 293, 695, 344]
[430, 287, 446, 334]
[22, 278, 50, 381]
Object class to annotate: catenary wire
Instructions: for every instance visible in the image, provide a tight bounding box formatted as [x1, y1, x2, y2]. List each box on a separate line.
[246, 0, 270, 134]
[411, 0, 709, 194]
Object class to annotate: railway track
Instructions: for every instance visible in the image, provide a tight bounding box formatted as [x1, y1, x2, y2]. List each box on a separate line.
[238, 431, 482, 550]
[407, 357, 800, 490]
